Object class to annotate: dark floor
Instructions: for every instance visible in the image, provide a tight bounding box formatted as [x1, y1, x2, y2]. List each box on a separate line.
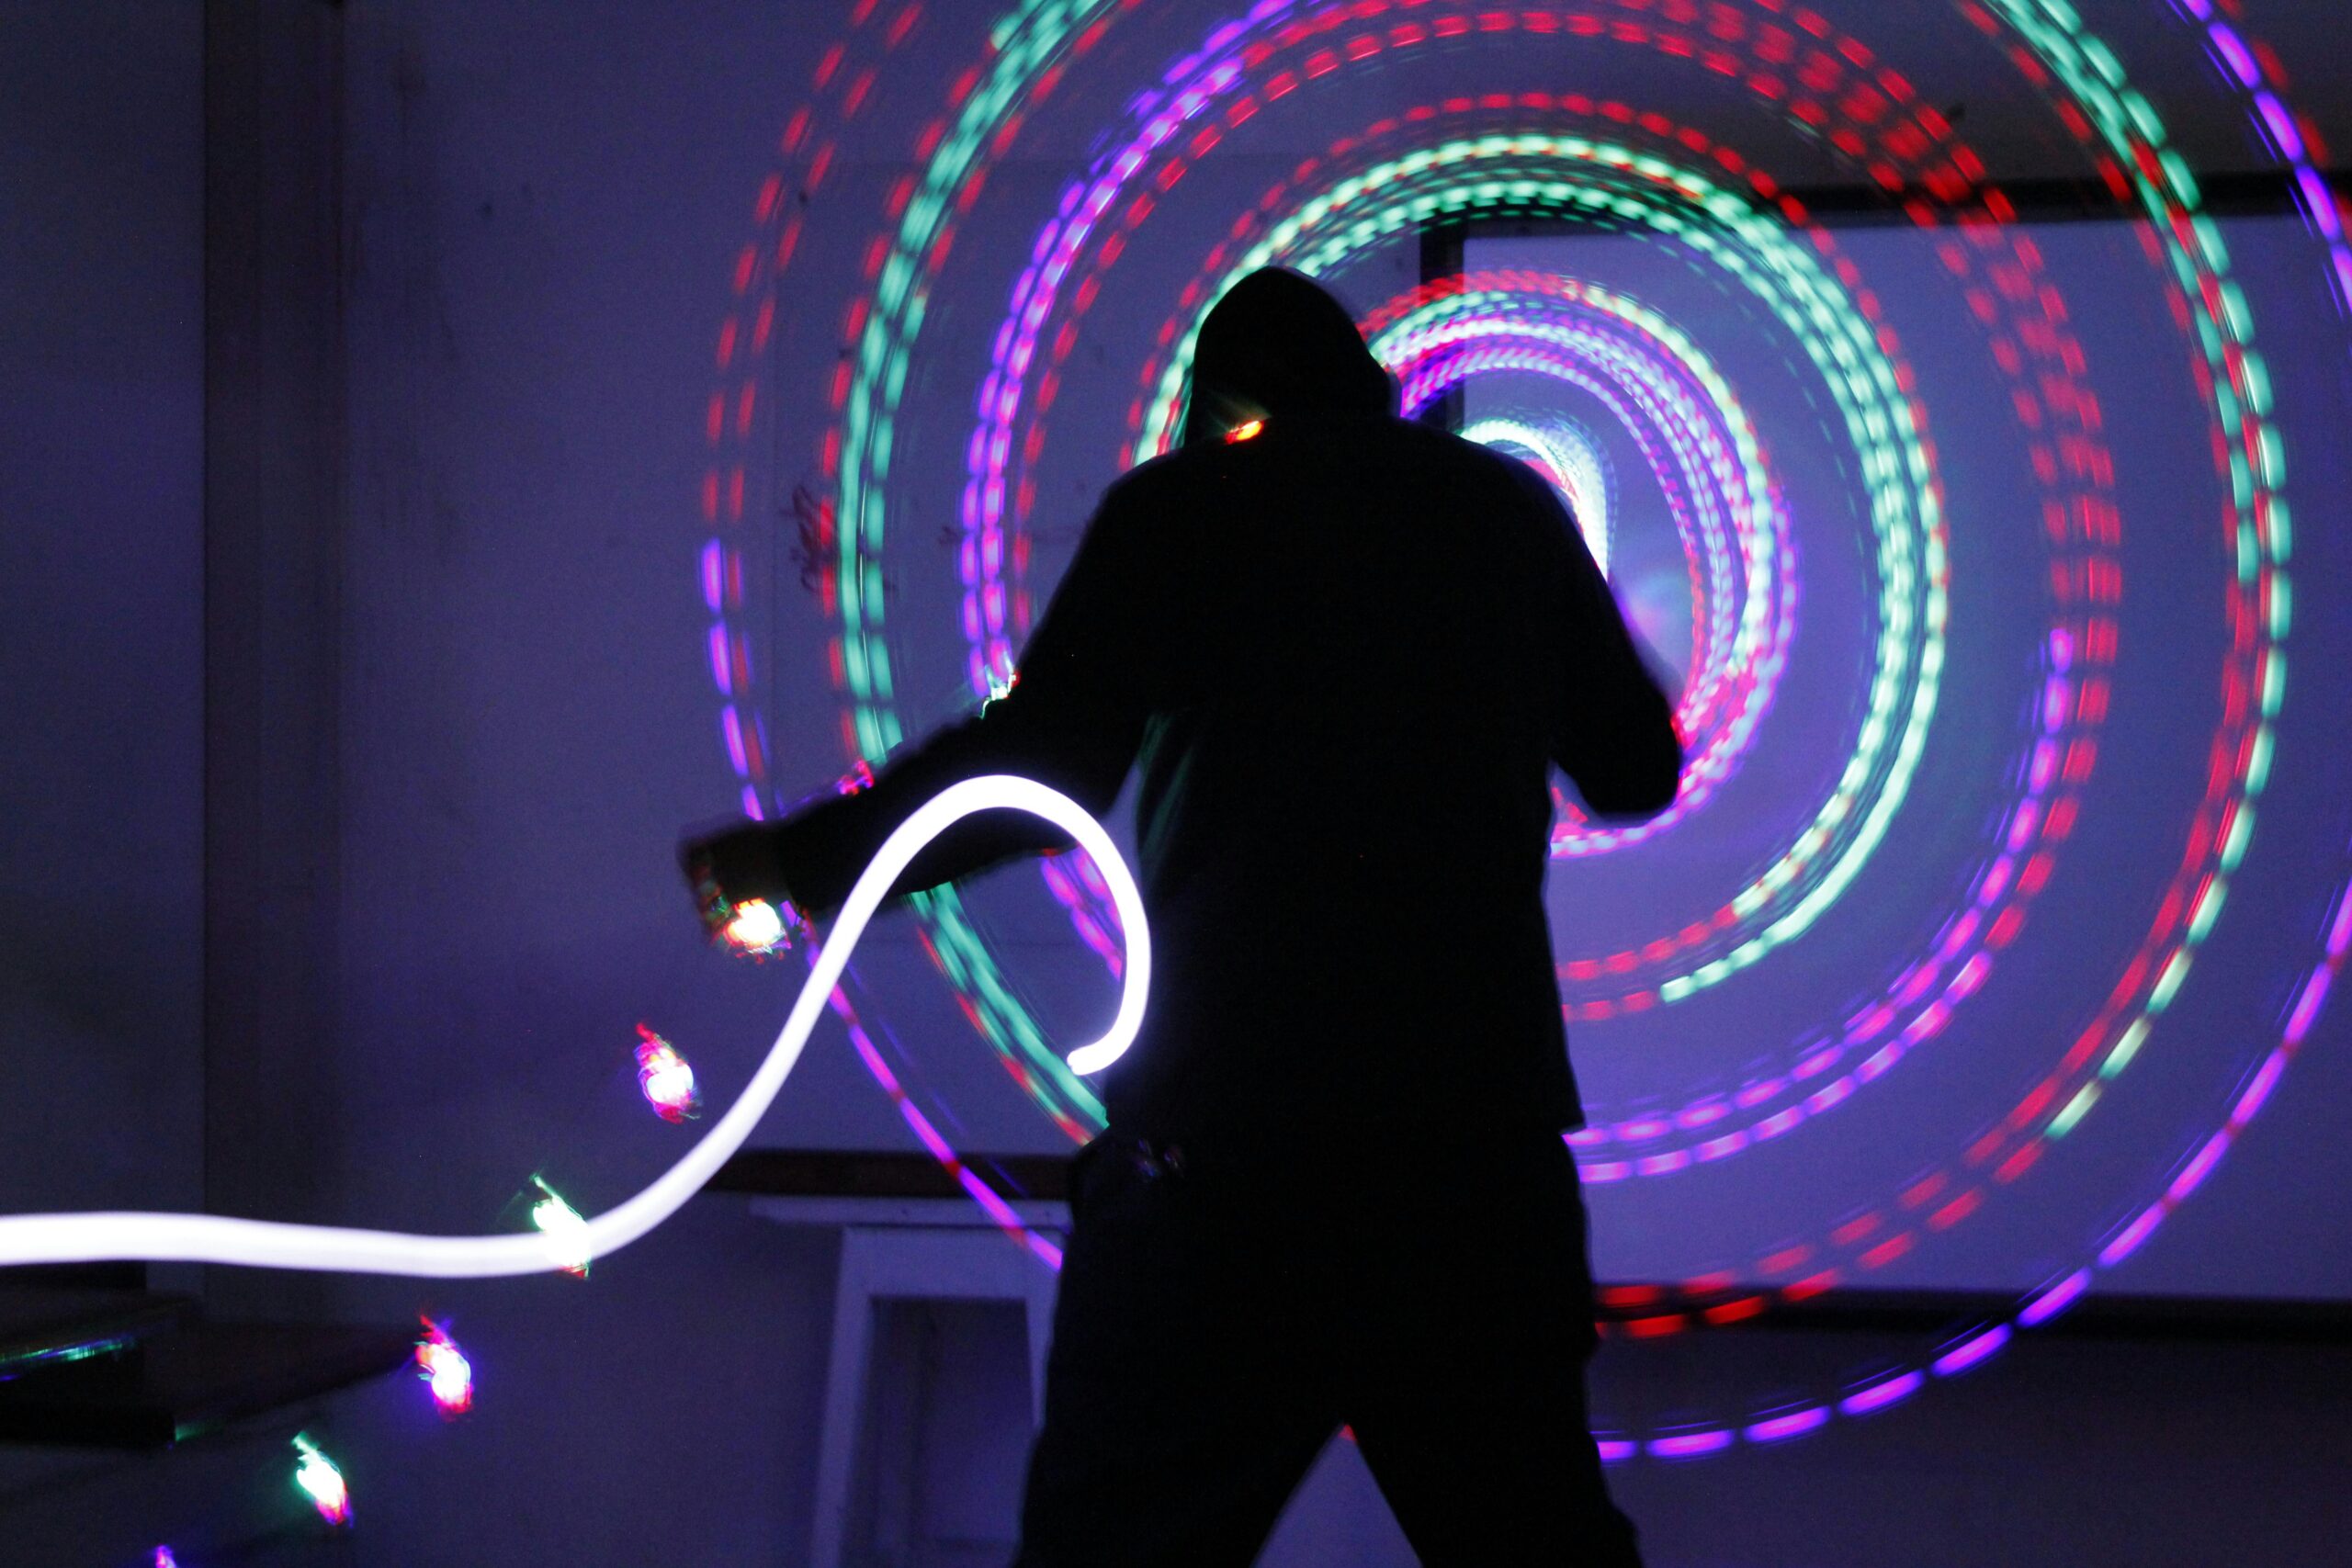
[4, 1258, 2345, 1565]
[1261, 1323, 2352, 1568]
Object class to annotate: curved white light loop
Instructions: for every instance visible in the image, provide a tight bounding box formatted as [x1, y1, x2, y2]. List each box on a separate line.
[0, 776, 1148, 1278]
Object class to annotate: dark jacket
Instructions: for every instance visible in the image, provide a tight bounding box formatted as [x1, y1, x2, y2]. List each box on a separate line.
[759, 272, 1679, 1145]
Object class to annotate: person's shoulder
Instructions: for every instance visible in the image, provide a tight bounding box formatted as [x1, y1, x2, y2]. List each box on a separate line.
[1094, 434, 1259, 518]
[1334, 413, 1526, 475]
[1101, 442, 1195, 502]
[1061, 445, 1212, 566]
[1098, 413, 1526, 497]
[1427, 423, 1552, 491]
[1353, 419, 1557, 517]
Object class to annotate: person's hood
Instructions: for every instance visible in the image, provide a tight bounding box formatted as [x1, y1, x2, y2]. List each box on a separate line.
[1179, 268, 1396, 446]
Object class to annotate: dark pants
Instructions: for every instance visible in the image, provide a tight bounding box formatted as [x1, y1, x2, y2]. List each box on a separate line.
[1012, 1126, 1643, 1566]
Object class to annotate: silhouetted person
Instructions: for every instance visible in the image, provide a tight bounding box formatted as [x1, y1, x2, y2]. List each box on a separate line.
[684, 267, 1676, 1564]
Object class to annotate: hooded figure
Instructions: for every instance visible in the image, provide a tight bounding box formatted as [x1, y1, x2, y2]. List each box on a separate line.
[684, 266, 1667, 1566]
[1178, 266, 1396, 446]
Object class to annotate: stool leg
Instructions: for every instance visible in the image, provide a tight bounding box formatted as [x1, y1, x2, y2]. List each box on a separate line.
[810, 1230, 877, 1568]
[1024, 1266, 1058, 1426]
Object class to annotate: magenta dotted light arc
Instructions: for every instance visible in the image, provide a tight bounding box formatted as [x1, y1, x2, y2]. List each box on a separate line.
[688, 0, 2346, 1461]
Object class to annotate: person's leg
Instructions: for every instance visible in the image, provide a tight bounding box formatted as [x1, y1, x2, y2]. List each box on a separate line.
[1012, 1137, 1340, 1568]
[1349, 1372, 1641, 1566]
[1340, 1130, 1642, 1566]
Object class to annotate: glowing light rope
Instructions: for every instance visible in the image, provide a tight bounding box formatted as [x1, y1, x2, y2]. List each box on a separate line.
[0, 779, 1146, 1278]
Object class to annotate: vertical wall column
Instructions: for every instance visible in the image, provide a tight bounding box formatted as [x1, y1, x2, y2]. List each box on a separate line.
[203, 0, 346, 1316]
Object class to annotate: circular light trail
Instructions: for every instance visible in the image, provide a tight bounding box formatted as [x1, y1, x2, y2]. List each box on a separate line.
[692, 0, 2344, 1461]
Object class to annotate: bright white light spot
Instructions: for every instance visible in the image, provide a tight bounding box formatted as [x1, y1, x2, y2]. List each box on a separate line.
[415, 1319, 474, 1416]
[635, 1026, 701, 1122]
[292, 1435, 350, 1525]
[529, 1178, 592, 1277]
[644, 1061, 695, 1116]
[724, 900, 788, 954]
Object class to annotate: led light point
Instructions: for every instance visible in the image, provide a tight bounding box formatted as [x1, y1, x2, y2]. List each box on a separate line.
[529, 1177, 592, 1277]
[634, 1024, 701, 1122]
[722, 899, 790, 957]
[292, 1433, 351, 1526]
[414, 1317, 474, 1417]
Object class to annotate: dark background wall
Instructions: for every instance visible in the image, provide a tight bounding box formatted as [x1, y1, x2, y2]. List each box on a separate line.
[0, 0, 204, 1224]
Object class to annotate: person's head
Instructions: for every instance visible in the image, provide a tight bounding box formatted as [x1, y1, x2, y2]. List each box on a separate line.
[1178, 268, 1396, 446]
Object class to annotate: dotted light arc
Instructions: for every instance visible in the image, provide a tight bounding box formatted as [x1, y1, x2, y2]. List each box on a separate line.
[693, 0, 2343, 1463]
[1129, 137, 1947, 1010]
[1369, 276, 1794, 858]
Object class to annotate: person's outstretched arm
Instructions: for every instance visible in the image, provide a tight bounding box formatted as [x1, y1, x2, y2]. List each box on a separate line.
[683, 479, 1166, 921]
[1511, 465, 1682, 819]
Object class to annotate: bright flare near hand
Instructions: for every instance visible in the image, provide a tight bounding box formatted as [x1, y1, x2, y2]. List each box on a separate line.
[723, 899, 788, 955]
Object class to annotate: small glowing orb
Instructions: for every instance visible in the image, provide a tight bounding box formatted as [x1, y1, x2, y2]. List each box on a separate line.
[414, 1318, 474, 1417]
[634, 1024, 701, 1122]
[528, 1177, 592, 1277]
[1224, 418, 1264, 443]
[292, 1434, 351, 1525]
[153, 1551, 180, 1568]
[723, 899, 789, 956]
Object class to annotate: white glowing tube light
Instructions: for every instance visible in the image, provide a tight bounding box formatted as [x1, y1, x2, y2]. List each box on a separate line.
[0, 776, 1148, 1278]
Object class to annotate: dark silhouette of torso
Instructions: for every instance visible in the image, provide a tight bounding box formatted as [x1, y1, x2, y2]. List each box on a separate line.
[761, 401, 1676, 1147]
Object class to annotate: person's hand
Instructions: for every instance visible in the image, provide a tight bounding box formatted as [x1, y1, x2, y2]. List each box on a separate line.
[679, 818, 783, 902]
[678, 818, 808, 954]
